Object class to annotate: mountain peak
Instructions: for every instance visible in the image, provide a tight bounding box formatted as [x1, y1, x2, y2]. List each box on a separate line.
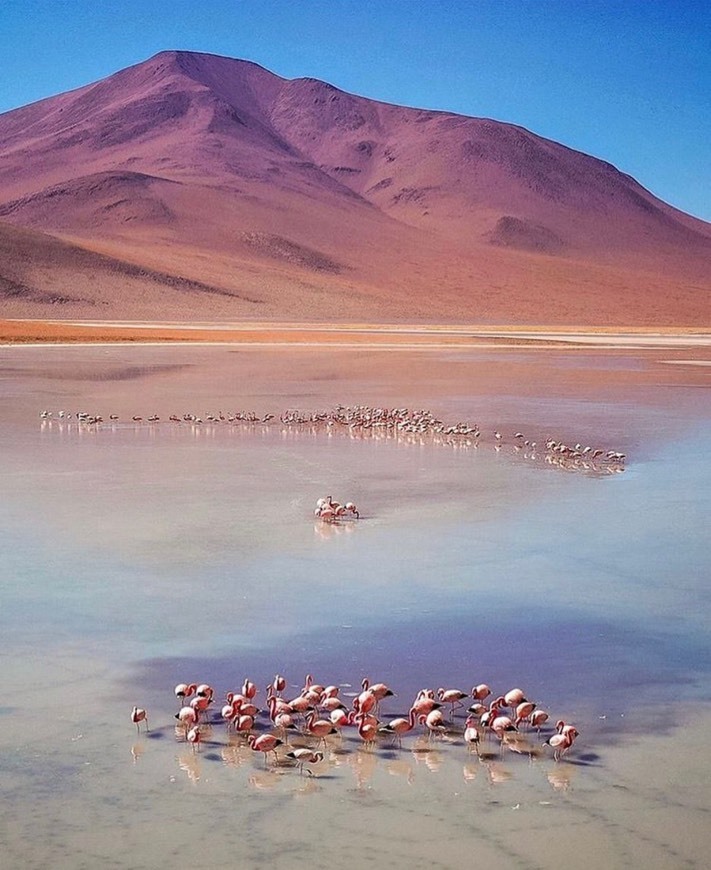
[0, 51, 708, 325]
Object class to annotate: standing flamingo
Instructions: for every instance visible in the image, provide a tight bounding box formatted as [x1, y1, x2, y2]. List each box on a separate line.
[503, 688, 527, 708]
[464, 715, 481, 756]
[248, 733, 283, 765]
[267, 693, 293, 721]
[176, 705, 198, 731]
[305, 710, 338, 747]
[471, 684, 491, 703]
[545, 727, 579, 761]
[515, 701, 536, 728]
[490, 712, 517, 742]
[234, 713, 255, 736]
[271, 674, 287, 696]
[131, 706, 148, 733]
[413, 690, 441, 716]
[380, 707, 417, 747]
[354, 684, 377, 716]
[355, 713, 379, 749]
[222, 697, 241, 729]
[529, 709, 550, 733]
[285, 749, 324, 775]
[437, 688, 468, 718]
[174, 683, 197, 707]
[365, 679, 395, 713]
[302, 674, 325, 696]
[330, 708, 352, 732]
[274, 710, 298, 742]
[420, 708, 447, 740]
[241, 679, 257, 701]
[190, 695, 213, 720]
[186, 726, 202, 752]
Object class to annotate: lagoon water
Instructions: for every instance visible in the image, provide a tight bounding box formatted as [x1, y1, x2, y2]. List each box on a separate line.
[1, 345, 709, 869]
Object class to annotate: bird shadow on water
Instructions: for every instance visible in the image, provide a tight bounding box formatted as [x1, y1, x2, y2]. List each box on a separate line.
[575, 752, 602, 764]
[201, 752, 223, 762]
[565, 756, 603, 769]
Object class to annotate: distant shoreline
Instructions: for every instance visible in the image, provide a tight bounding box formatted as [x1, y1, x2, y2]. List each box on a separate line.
[2, 319, 710, 349]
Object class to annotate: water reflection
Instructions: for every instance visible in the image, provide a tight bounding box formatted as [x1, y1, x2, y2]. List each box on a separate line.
[547, 765, 575, 792]
[176, 751, 202, 784]
[38, 414, 625, 477]
[147, 708, 588, 795]
[148, 719, 589, 794]
[5, 347, 710, 869]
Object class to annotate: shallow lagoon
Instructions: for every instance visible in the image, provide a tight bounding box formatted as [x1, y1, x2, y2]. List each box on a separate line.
[1, 345, 709, 869]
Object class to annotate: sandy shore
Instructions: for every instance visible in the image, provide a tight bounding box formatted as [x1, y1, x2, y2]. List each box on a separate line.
[2, 318, 711, 347]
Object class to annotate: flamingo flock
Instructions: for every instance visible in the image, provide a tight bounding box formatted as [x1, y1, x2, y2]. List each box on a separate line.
[314, 495, 360, 522]
[134, 673, 580, 778]
[39, 404, 625, 475]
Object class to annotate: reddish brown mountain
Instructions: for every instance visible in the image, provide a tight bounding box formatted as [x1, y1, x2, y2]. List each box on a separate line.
[0, 50, 709, 325]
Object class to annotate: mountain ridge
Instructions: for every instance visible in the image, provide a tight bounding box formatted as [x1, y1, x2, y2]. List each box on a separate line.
[0, 50, 708, 325]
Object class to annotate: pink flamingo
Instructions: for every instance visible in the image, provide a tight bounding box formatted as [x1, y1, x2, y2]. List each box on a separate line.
[464, 715, 481, 756]
[274, 710, 297, 742]
[234, 713, 255, 736]
[301, 688, 323, 708]
[174, 683, 197, 707]
[248, 733, 283, 765]
[515, 701, 536, 728]
[355, 713, 379, 749]
[380, 707, 418, 747]
[480, 697, 505, 731]
[131, 706, 148, 733]
[305, 710, 338, 747]
[320, 696, 347, 713]
[354, 685, 377, 716]
[316, 505, 337, 522]
[186, 726, 202, 752]
[241, 679, 257, 701]
[412, 690, 441, 716]
[286, 748, 324, 775]
[271, 674, 287, 696]
[503, 688, 527, 708]
[190, 695, 212, 721]
[490, 713, 517, 742]
[545, 727, 579, 761]
[330, 708, 351, 731]
[420, 708, 447, 740]
[267, 694, 291, 720]
[176, 705, 198, 730]
[471, 684, 492, 702]
[437, 688, 468, 718]
[222, 697, 241, 729]
[303, 674, 325, 696]
[529, 709, 550, 733]
[287, 694, 315, 716]
[238, 699, 259, 718]
[365, 679, 395, 714]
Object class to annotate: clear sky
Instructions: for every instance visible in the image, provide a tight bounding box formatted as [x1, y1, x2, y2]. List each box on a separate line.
[1, 0, 709, 220]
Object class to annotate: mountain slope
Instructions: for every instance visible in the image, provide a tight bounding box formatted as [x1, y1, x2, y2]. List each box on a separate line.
[0, 50, 708, 325]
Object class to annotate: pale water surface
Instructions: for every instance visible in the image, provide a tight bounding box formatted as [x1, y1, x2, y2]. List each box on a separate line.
[0, 346, 709, 869]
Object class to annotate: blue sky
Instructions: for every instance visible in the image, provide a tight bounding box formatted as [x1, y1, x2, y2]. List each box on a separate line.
[1, 0, 709, 220]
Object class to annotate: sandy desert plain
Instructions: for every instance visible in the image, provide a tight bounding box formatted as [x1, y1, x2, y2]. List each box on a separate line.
[0, 319, 710, 870]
